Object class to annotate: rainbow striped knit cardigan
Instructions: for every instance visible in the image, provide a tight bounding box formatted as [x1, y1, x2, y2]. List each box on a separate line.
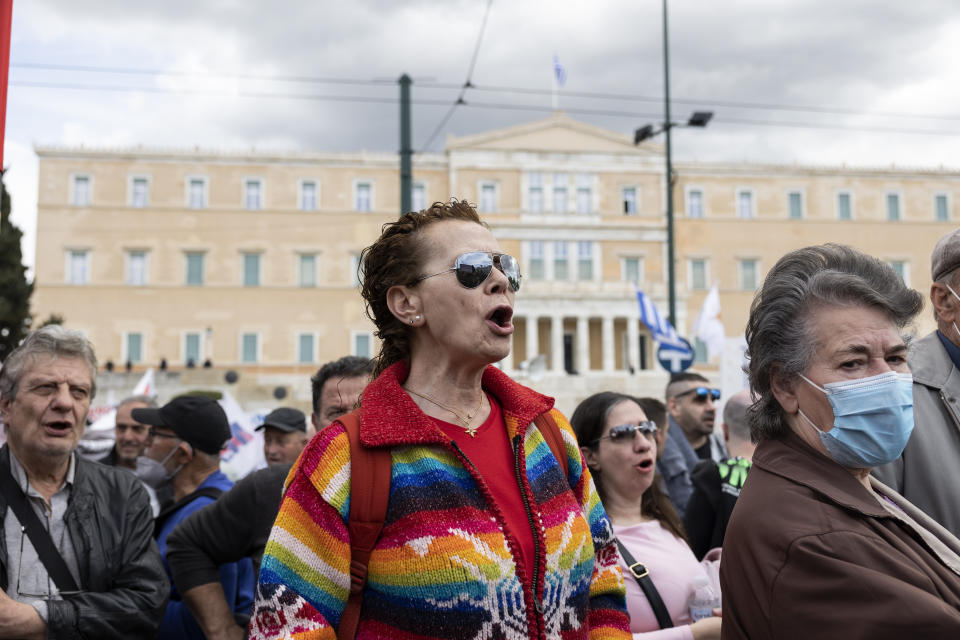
[250, 361, 630, 639]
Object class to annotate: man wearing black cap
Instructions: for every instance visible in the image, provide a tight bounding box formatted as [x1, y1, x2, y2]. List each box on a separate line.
[874, 227, 960, 538]
[135, 395, 254, 640]
[257, 407, 308, 465]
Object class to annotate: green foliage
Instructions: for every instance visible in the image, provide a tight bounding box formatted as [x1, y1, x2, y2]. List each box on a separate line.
[0, 174, 33, 361]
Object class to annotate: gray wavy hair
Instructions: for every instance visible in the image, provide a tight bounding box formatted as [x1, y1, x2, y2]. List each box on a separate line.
[0, 325, 98, 401]
[745, 244, 922, 442]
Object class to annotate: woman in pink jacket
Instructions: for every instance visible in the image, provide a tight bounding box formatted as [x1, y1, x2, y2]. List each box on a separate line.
[573, 392, 722, 640]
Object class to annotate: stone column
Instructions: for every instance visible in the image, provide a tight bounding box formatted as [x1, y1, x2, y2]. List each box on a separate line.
[576, 316, 590, 374]
[551, 315, 565, 373]
[525, 315, 539, 363]
[627, 316, 641, 372]
[601, 316, 615, 373]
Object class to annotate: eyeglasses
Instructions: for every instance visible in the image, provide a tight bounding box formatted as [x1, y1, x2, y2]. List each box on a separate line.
[674, 386, 721, 402]
[592, 421, 659, 445]
[147, 427, 179, 440]
[411, 251, 521, 292]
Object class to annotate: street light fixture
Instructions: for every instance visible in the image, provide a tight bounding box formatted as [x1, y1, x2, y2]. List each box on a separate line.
[634, 0, 714, 331]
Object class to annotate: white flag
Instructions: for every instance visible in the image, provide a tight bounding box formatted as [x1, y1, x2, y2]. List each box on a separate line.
[131, 368, 155, 397]
[218, 391, 265, 481]
[693, 283, 725, 361]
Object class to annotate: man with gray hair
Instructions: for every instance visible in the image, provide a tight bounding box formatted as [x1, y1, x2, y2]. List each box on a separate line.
[0, 325, 167, 638]
[874, 227, 960, 537]
[683, 389, 757, 559]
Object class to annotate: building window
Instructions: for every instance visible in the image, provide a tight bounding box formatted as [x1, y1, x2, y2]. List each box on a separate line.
[241, 333, 259, 363]
[131, 177, 149, 208]
[787, 191, 803, 220]
[837, 191, 852, 220]
[299, 180, 317, 211]
[242, 252, 261, 287]
[887, 193, 901, 221]
[553, 242, 569, 280]
[188, 177, 207, 209]
[693, 337, 708, 364]
[739, 259, 758, 291]
[245, 179, 263, 210]
[480, 182, 497, 213]
[622, 257, 642, 283]
[298, 254, 316, 287]
[888, 260, 910, 285]
[412, 182, 426, 211]
[553, 174, 568, 213]
[126, 250, 148, 286]
[355, 181, 372, 211]
[184, 332, 202, 366]
[352, 332, 373, 359]
[298, 333, 316, 364]
[185, 252, 205, 286]
[529, 241, 545, 280]
[689, 259, 708, 291]
[736, 189, 754, 219]
[72, 175, 91, 206]
[577, 241, 593, 280]
[125, 332, 143, 364]
[935, 193, 949, 221]
[528, 173, 543, 213]
[351, 254, 363, 288]
[622, 187, 638, 215]
[66, 250, 90, 285]
[576, 174, 592, 214]
[687, 189, 704, 218]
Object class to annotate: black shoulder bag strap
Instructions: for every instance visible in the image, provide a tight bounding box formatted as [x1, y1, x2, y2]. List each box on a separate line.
[154, 486, 224, 538]
[0, 454, 80, 592]
[615, 537, 674, 629]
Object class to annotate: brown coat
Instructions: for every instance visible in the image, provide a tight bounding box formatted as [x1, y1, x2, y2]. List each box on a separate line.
[720, 430, 960, 640]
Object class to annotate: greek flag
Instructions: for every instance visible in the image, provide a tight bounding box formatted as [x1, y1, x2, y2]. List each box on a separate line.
[636, 288, 684, 347]
[553, 55, 566, 87]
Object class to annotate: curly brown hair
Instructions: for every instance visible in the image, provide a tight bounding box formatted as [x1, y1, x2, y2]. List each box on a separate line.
[359, 199, 485, 377]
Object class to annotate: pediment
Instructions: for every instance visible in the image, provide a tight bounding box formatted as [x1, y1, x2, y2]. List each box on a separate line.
[445, 112, 662, 156]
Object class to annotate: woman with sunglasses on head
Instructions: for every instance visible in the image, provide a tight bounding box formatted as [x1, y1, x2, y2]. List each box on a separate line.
[249, 200, 631, 639]
[572, 392, 722, 640]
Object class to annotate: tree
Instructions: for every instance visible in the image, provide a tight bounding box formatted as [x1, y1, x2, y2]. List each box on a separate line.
[0, 171, 33, 361]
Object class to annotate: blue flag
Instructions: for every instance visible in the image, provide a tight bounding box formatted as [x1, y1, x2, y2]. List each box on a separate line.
[636, 287, 684, 347]
[553, 55, 566, 87]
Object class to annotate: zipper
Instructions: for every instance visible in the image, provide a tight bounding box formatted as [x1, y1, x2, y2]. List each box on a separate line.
[513, 434, 544, 634]
[450, 438, 544, 637]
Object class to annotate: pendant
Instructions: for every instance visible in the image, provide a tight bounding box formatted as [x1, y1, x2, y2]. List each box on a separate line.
[464, 425, 478, 437]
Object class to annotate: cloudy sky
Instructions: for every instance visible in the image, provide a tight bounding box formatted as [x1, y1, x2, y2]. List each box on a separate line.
[8, 0, 960, 271]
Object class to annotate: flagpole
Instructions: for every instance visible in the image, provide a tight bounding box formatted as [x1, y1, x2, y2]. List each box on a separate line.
[551, 66, 558, 110]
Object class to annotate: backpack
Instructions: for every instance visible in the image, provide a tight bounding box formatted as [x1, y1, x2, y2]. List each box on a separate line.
[336, 410, 570, 640]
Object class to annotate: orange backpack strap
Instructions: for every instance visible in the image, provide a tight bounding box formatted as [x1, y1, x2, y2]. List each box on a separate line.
[533, 412, 569, 482]
[337, 410, 391, 640]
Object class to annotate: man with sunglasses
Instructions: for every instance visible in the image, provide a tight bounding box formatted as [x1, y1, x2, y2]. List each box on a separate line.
[659, 372, 729, 519]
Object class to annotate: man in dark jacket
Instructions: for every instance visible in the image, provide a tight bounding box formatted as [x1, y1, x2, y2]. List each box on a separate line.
[874, 227, 960, 537]
[0, 325, 167, 639]
[166, 355, 371, 640]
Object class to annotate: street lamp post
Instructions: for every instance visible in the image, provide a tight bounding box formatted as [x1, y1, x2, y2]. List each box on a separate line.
[635, 0, 713, 330]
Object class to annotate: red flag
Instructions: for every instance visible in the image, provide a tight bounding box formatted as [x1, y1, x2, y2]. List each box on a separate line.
[0, 0, 13, 171]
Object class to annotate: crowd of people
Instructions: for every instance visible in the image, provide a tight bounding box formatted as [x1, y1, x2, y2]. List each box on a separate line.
[1, 200, 959, 639]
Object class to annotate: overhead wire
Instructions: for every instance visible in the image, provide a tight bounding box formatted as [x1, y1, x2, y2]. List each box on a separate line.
[417, 0, 494, 152]
[13, 60, 960, 123]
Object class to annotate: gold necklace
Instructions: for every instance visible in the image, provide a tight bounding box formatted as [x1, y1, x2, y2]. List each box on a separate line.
[405, 387, 485, 437]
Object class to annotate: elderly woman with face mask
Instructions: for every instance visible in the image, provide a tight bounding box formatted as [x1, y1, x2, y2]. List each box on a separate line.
[721, 244, 960, 639]
[249, 200, 630, 640]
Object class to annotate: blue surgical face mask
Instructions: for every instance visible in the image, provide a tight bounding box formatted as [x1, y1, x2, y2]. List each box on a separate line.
[797, 371, 914, 469]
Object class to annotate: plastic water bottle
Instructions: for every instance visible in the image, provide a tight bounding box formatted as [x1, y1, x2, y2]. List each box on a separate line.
[688, 575, 719, 622]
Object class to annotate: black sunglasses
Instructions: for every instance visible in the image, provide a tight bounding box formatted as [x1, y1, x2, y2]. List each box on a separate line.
[674, 386, 721, 402]
[592, 421, 658, 445]
[147, 427, 180, 440]
[411, 251, 521, 292]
